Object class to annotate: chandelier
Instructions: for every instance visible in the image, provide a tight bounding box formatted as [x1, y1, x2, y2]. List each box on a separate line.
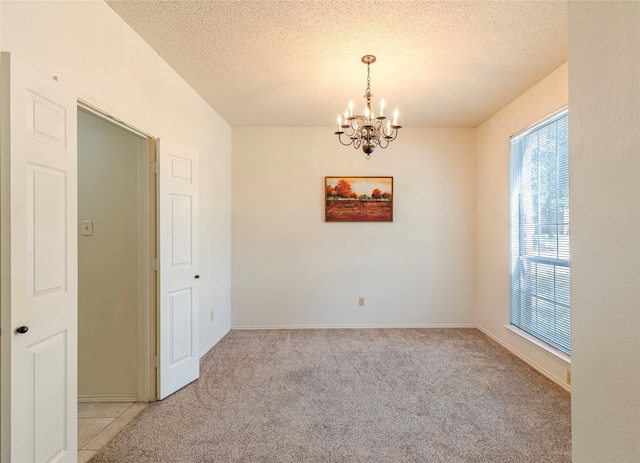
[335, 55, 402, 159]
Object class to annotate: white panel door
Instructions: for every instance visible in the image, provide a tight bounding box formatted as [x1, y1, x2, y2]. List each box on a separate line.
[0, 53, 78, 463]
[157, 139, 200, 399]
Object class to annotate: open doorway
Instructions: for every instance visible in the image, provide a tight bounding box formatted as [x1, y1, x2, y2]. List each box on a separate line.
[77, 106, 156, 404]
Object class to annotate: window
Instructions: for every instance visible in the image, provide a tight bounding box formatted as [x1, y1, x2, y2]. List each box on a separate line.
[509, 108, 570, 355]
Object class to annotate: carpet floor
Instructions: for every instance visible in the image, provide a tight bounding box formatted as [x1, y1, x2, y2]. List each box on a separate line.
[90, 329, 571, 463]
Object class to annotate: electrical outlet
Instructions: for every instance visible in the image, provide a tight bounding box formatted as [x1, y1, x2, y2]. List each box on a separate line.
[210, 310, 214, 321]
[566, 369, 571, 385]
[359, 297, 365, 307]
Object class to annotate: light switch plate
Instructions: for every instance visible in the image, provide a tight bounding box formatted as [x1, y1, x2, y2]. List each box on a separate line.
[82, 220, 93, 236]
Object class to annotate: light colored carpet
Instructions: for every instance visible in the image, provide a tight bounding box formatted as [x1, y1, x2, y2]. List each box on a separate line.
[90, 329, 571, 462]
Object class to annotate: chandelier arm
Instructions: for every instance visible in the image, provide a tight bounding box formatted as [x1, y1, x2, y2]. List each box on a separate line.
[377, 134, 390, 149]
[387, 127, 402, 142]
[342, 125, 355, 137]
[337, 132, 356, 147]
[368, 129, 380, 145]
[377, 119, 391, 137]
[376, 135, 387, 149]
[353, 135, 363, 150]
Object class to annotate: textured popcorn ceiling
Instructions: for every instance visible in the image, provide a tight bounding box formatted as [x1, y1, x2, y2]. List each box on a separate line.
[106, 1, 567, 127]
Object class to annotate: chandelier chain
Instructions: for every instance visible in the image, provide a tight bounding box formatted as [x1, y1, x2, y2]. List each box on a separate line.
[366, 64, 371, 94]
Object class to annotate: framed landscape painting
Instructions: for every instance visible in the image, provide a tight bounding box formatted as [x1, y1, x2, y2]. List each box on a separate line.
[325, 176, 393, 222]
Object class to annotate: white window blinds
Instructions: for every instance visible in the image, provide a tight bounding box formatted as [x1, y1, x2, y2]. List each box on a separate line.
[509, 108, 570, 355]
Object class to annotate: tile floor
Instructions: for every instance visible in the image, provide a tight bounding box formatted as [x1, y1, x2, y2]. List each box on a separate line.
[78, 402, 148, 463]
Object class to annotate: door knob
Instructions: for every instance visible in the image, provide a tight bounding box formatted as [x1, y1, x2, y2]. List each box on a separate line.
[16, 326, 29, 334]
[194, 275, 200, 279]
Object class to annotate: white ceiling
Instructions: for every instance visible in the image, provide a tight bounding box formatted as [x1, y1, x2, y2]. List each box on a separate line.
[106, 1, 567, 128]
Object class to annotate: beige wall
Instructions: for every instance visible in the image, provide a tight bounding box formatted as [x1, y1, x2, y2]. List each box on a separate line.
[77, 110, 140, 399]
[475, 63, 569, 388]
[232, 127, 476, 328]
[0, 0, 232, 355]
[569, 2, 640, 461]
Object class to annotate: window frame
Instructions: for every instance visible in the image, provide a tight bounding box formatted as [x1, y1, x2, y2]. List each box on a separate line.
[509, 106, 570, 356]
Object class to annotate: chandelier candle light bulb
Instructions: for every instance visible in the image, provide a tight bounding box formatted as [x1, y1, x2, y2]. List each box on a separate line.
[334, 55, 402, 159]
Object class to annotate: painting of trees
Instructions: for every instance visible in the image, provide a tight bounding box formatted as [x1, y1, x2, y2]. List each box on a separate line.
[336, 179, 352, 198]
[325, 177, 393, 222]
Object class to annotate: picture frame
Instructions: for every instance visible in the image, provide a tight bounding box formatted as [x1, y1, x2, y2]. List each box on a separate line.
[325, 176, 393, 222]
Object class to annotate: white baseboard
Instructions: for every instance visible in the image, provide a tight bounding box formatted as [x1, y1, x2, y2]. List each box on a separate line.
[199, 326, 232, 359]
[232, 324, 477, 330]
[478, 326, 571, 393]
[78, 394, 138, 403]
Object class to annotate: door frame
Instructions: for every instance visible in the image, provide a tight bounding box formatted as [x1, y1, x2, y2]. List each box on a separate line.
[136, 134, 158, 403]
[76, 100, 158, 403]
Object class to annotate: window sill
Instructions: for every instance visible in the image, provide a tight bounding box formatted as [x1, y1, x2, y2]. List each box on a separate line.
[504, 324, 571, 366]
